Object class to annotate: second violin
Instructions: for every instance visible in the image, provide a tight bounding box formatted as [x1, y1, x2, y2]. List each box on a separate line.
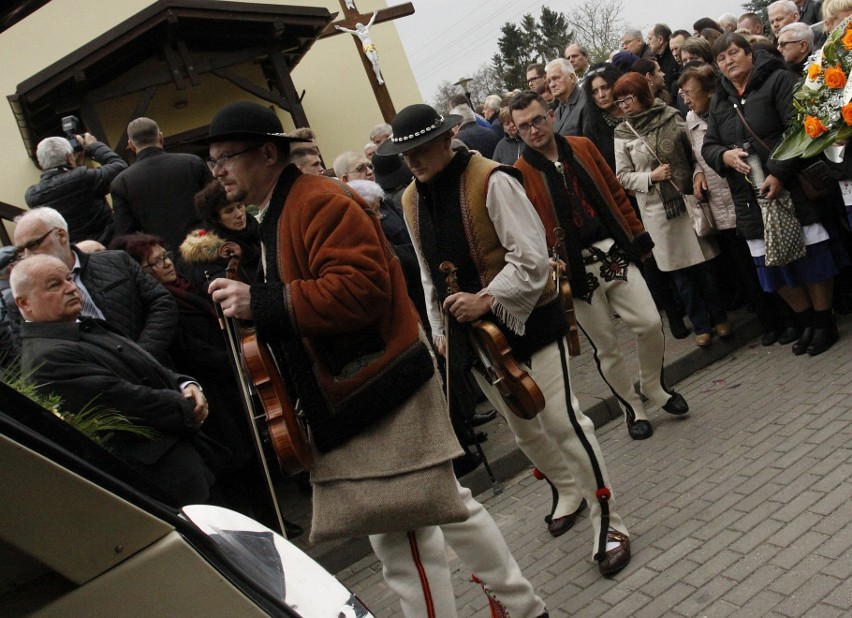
[440, 261, 545, 420]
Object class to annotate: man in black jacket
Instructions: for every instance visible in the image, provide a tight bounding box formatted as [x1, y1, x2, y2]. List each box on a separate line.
[12, 253, 215, 505]
[10, 207, 177, 364]
[25, 134, 127, 245]
[111, 117, 210, 252]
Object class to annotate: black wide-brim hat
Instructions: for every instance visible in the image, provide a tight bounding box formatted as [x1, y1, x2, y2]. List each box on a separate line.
[376, 104, 461, 155]
[205, 101, 309, 145]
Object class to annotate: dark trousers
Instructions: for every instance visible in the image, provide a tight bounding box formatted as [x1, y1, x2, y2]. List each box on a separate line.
[670, 259, 727, 335]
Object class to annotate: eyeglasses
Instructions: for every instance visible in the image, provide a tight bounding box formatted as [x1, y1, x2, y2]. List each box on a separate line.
[347, 162, 374, 175]
[680, 88, 704, 98]
[516, 114, 550, 135]
[614, 95, 636, 108]
[621, 38, 637, 47]
[527, 75, 544, 85]
[143, 250, 174, 269]
[17, 227, 58, 253]
[206, 144, 262, 171]
[777, 40, 803, 48]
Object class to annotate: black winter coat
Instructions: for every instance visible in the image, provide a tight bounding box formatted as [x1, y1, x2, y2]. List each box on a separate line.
[25, 142, 127, 244]
[7, 247, 178, 365]
[20, 318, 222, 505]
[702, 51, 820, 239]
[111, 148, 211, 252]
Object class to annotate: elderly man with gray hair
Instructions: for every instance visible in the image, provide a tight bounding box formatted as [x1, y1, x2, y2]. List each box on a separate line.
[545, 57, 586, 136]
[777, 21, 815, 72]
[482, 94, 505, 139]
[25, 133, 127, 245]
[768, 0, 802, 35]
[620, 28, 655, 58]
[718, 13, 739, 31]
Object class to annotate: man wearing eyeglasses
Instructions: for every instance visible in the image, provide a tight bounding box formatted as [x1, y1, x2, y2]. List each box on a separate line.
[331, 151, 375, 182]
[8, 206, 177, 366]
[111, 117, 211, 254]
[380, 102, 632, 578]
[206, 101, 550, 616]
[525, 63, 555, 105]
[510, 90, 690, 443]
[776, 21, 814, 73]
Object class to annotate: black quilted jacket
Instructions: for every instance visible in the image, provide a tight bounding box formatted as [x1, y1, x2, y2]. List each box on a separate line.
[24, 142, 127, 244]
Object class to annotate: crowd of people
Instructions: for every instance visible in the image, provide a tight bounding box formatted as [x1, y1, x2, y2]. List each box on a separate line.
[3, 1, 852, 615]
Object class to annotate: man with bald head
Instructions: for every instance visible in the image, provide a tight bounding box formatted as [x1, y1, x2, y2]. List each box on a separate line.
[9, 206, 177, 364]
[12, 253, 215, 505]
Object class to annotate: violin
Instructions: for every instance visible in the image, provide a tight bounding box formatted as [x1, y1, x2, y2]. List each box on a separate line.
[552, 227, 581, 357]
[217, 243, 312, 476]
[440, 261, 545, 420]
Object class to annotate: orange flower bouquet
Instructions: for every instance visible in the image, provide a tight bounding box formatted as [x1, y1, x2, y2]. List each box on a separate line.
[774, 16, 852, 159]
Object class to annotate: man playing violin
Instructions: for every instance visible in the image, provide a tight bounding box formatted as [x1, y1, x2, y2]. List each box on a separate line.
[378, 103, 631, 576]
[206, 102, 548, 617]
[509, 90, 690, 441]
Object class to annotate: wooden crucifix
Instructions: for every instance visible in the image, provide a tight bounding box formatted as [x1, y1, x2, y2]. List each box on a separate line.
[321, 0, 414, 122]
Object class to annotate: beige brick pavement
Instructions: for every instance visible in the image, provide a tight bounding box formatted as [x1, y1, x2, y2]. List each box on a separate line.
[335, 316, 852, 617]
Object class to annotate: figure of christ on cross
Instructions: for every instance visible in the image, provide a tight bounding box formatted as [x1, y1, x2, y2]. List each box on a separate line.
[322, 0, 415, 122]
[336, 11, 382, 84]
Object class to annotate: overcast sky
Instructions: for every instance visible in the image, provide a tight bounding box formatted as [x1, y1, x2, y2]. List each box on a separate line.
[394, 0, 749, 103]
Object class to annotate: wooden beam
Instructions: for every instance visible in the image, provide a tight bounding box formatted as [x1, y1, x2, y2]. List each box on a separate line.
[211, 68, 292, 112]
[320, 3, 414, 38]
[160, 41, 187, 90]
[267, 51, 309, 128]
[87, 45, 278, 103]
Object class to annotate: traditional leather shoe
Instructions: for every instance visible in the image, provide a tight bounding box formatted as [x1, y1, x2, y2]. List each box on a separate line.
[695, 333, 712, 347]
[807, 327, 839, 356]
[662, 392, 689, 415]
[470, 409, 497, 427]
[761, 329, 781, 346]
[547, 499, 587, 537]
[598, 529, 631, 576]
[792, 327, 814, 355]
[669, 317, 690, 339]
[627, 419, 653, 440]
[715, 322, 733, 338]
[778, 325, 802, 345]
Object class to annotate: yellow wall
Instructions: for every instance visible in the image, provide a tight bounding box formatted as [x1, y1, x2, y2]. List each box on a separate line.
[0, 0, 423, 214]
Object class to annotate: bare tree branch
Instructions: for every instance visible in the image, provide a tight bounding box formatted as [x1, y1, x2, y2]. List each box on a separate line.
[567, 0, 627, 63]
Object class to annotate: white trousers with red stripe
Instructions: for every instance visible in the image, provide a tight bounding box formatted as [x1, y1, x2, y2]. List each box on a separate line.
[473, 338, 628, 559]
[369, 483, 546, 618]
